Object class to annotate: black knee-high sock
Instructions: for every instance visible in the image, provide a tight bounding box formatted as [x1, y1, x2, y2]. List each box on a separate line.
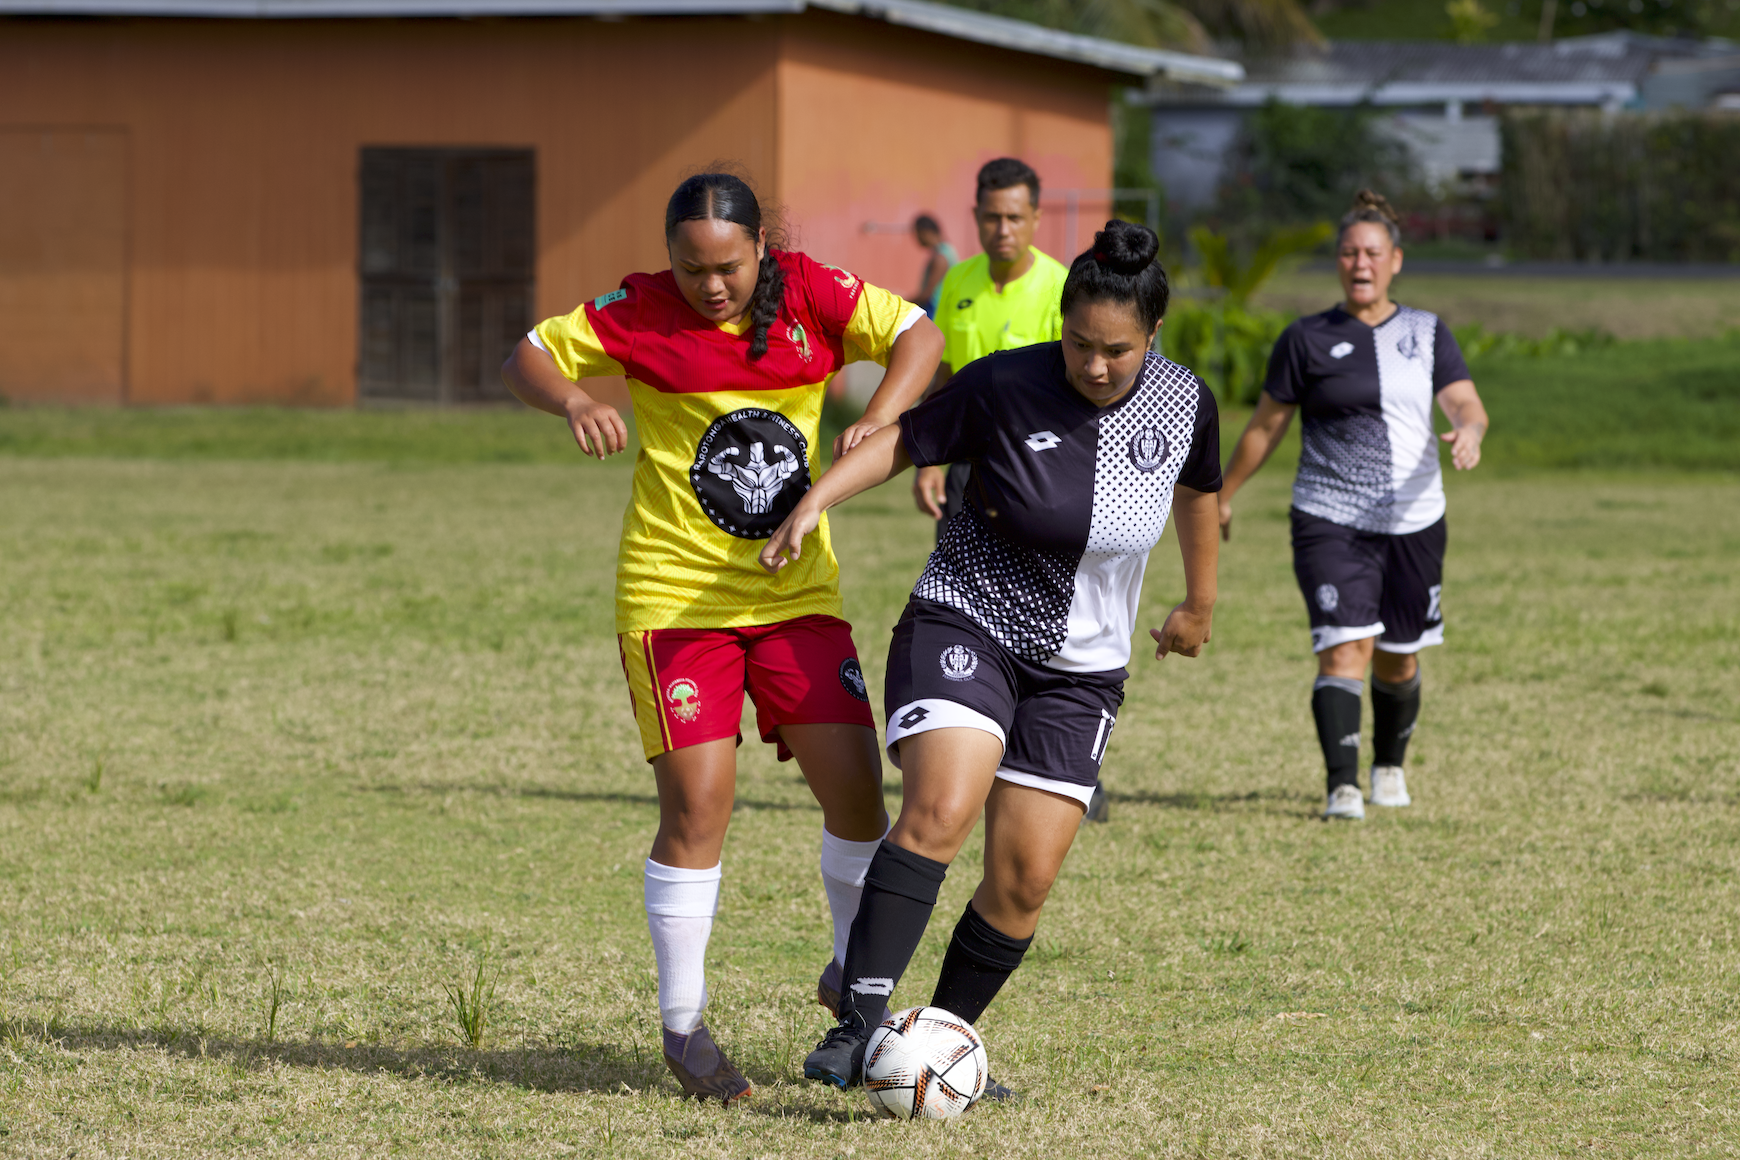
[1371, 670, 1422, 767]
[929, 903, 1032, 1026]
[1312, 676, 1364, 792]
[837, 840, 948, 1029]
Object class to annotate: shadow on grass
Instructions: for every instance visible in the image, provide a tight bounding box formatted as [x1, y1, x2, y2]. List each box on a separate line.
[360, 781, 821, 813]
[1107, 787, 1317, 815]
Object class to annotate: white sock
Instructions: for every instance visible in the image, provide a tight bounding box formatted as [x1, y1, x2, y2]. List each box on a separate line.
[644, 859, 721, 1034]
[819, 827, 887, 967]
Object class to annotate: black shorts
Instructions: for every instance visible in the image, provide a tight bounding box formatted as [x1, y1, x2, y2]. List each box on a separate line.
[882, 599, 1124, 806]
[1291, 509, 1445, 654]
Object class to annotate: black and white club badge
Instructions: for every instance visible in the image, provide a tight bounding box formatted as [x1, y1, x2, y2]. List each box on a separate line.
[1128, 425, 1169, 473]
[1397, 331, 1420, 361]
[690, 408, 811, 539]
[838, 658, 868, 702]
[939, 644, 979, 682]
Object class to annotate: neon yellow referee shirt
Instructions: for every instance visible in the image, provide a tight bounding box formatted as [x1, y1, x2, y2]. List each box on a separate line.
[933, 247, 1069, 371]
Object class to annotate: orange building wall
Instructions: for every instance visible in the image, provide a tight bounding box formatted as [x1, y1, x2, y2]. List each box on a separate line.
[0, 17, 778, 405]
[776, 12, 1115, 299]
[0, 14, 1119, 406]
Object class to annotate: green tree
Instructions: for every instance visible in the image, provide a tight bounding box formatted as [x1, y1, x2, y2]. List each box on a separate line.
[942, 0, 1322, 54]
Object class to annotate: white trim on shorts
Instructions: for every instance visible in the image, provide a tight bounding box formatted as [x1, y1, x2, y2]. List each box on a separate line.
[1311, 622, 1385, 653]
[1375, 623, 1444, 654]
[884, 699, 1006, 769]
[993, 767, 1095, 809]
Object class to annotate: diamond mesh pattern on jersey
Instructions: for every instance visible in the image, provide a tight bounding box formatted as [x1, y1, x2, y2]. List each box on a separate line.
[913, 352, 1205, 664]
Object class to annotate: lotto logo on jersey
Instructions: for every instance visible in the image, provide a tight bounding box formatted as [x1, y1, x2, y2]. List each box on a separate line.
[690, 409, 812, 539]
[664, 678, 702, 723]
[939, 645, 979, 681]
[1024, 431, 1062, 452]
[1329, 341, 1354, 359]
[1128, 425, 1169, 472]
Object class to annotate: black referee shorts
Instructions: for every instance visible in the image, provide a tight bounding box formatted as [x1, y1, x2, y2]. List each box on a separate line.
[882, 599, 1124, 807]
[1291, 509, 1445, 655]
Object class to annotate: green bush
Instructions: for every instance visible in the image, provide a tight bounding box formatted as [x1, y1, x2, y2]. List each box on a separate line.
[1162, 299, 1292, 405]
[1501, 109, 1740, 263]
[1452, 322, 1618, 361]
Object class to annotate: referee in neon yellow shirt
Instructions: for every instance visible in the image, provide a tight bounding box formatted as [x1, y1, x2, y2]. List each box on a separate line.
[914, 158, 1069, 530]
[912, 158, 1109, 822]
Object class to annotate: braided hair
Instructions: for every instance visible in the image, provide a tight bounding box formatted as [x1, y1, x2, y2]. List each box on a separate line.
[664, 172, 786, 360]
[1060, 219, 1169, 332]
[1338, 188, 1402, 248]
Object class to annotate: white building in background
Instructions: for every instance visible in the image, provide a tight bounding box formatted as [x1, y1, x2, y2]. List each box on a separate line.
[1145, 33, 1740, 209]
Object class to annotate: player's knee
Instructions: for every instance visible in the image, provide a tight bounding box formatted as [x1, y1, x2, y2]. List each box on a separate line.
[893, 797, 978, 852]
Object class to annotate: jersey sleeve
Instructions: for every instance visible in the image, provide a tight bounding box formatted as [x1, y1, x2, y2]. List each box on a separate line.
[533, 293, 630, 381]
[899, 356, 996, 468]
[934, 263, 972, 371]
[1261, 322, 1308, 405]
[842, 282, 925, 366]
[1432, 316, 1472, 391]
[1176, 380, 1224, 493]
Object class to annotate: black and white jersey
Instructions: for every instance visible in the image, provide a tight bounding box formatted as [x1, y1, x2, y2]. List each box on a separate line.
[898, 344, 1221, 674]
[1264, 305, 1470, 536]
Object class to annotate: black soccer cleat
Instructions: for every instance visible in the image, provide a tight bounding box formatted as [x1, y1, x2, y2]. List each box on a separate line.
[803, 1018, 871, 1090]
[970, 1076, 1021, 1108]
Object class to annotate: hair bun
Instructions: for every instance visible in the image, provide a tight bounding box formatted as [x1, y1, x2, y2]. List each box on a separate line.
[1352, 188, 1400, 225]
[1090, 220, 1158, 277]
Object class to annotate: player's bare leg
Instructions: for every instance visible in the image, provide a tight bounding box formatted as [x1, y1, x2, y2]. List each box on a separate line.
[647, 738, 751, 1103]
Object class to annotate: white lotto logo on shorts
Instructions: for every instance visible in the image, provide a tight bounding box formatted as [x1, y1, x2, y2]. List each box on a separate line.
[1316, 584, 1340, 612]
[663, 678, 702, 723]
[939, 645, 979, 681]
[1329, 341, 1354, 359]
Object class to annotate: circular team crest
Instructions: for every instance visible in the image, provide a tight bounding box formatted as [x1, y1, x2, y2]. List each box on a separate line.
[1397, 331, 1420, 361]
[939, 644, 979, 682]
[664, 677, 702, 724]
[690, 409, 811, 539]
[838, 658, 868, 702]
[1128, 425, 1169, 473]
[1316, 584, 1340, 613]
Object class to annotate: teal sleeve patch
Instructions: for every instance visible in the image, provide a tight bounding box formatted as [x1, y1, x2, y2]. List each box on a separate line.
[594, 289, 628, 311]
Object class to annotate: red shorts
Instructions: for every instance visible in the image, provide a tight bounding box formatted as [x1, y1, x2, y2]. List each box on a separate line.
[617, 615, 875, 762]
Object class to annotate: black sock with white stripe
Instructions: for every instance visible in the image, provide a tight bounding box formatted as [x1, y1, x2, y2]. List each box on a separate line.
[929, 903, 1032, 1025]
[836, 840, 948, 1030]
[1372, 670, 1422, 767]
[1312, 676, 1364, 792]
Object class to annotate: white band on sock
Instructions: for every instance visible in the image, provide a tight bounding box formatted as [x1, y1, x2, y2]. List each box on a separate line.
[644, 859, 721, 917]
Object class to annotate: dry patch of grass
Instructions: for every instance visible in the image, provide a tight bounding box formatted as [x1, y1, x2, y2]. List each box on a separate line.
[0, 453, 1736, 1156]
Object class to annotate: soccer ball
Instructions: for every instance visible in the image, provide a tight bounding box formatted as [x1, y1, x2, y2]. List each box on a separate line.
[862, 1006, 988, 1120]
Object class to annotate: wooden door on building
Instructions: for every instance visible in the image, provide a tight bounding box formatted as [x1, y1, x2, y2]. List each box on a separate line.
[358, 148, 534, 403]
[0, 129, 128, 404]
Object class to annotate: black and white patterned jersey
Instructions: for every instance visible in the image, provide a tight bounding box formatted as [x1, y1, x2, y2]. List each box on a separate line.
[1264, 305, 1470, 536]
[898, 344, 1221, 674]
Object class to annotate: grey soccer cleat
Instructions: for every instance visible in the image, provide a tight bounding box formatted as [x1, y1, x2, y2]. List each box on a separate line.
[1369, 765, 1412, 807]
[662, 1023, 752, 1104]
[1081, 782, 1110, 826]
[973, 1076, 1021, 1106]
[803, 1016, 872, 1090]
[1323, 783, 1366, 821]
[816, 958, 843, 1016]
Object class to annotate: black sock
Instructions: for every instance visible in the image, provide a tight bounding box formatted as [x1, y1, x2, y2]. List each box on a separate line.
[837, 840, 948, 1029]
[1312, 677, 1364, 792]
[929, 903, 1032, 1026]
[1371, 670, 1422, 767]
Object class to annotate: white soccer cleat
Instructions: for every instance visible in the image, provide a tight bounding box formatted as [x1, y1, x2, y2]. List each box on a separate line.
[1369, 765, 1412, 807]
[1323, 784, 1365, 821]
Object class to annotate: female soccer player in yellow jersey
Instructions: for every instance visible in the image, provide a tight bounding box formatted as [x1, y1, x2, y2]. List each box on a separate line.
[501, 173, 944, 1103]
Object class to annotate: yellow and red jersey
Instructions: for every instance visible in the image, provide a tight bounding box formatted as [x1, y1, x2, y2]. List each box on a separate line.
[535, 249, 921, 634]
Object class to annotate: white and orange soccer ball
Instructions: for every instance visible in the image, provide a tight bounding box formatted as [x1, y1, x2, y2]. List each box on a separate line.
[862, 1006, 988, 1120]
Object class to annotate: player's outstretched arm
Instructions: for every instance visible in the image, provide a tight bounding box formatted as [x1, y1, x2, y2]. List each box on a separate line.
[1216, 394, 1296, 541]
[1151, 486, 1220, 660]
[1436, 378, 1488, 471]
[834, 316, 945, 459]
[761, 425, 913, 574]
[500, 335, 627, 461]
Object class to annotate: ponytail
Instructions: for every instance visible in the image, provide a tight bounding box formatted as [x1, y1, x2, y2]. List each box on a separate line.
[664, 170, 787, 361]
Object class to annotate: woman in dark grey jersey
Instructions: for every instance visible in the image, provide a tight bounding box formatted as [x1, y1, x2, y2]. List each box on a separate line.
[1218, 190, 1490, 821]
[759, 220, 1221, 1095]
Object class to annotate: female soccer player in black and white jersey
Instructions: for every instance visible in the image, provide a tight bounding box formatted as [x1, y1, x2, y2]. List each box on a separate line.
[1218, 190, 1490, 821]
[759, 220, 1221, 1091]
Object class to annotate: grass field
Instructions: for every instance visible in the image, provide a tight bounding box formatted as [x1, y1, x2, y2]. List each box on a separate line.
[0, 390, 1737, 1156]
[1254, 271, 1740, 342]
